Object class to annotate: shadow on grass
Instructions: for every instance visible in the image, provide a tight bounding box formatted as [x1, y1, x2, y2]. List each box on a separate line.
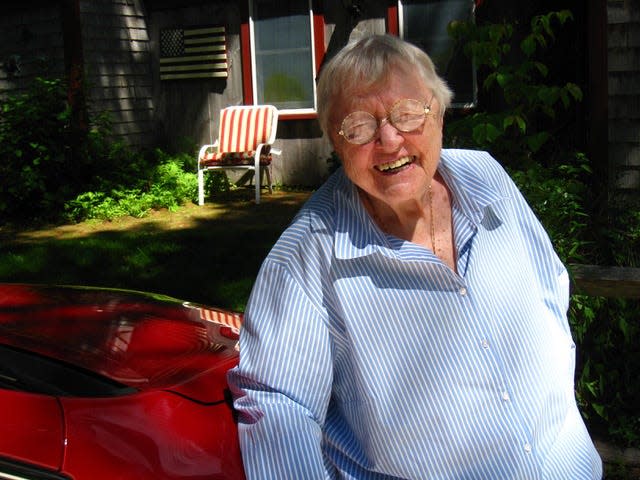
[0, 191, 312, 311]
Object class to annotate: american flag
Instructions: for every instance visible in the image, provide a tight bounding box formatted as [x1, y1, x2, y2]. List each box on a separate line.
[159, 25, 227, 80]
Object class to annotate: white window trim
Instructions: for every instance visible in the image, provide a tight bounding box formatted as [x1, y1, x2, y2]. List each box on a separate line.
[248, 0, 318, 115]
[397, 1, 406, 38]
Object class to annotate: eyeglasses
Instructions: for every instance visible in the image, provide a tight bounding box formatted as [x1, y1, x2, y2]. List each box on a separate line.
[338, 98, 433, 145]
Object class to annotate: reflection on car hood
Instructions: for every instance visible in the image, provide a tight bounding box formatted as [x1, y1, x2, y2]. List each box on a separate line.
[0, 284, 242, 403]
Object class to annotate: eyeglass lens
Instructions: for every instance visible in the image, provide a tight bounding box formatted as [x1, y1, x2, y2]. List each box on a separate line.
[339, 99, 429, 144]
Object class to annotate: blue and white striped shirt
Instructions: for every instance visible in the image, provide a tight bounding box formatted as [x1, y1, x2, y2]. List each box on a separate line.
[227, 149, 602, 479]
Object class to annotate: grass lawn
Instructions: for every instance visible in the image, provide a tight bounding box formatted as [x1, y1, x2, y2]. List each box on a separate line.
[0, 190, 312, 312]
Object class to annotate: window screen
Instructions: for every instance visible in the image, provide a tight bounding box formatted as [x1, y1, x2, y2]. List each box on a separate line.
[400, 0, 476, 107]
[251, 0, 315, 111]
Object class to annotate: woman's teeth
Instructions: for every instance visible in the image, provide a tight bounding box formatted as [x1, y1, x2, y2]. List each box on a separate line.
[376, 156, 414, 172]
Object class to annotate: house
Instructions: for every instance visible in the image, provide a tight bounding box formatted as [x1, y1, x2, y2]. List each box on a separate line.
[0, 0, 638, 202]
[607, 0, 640, 205]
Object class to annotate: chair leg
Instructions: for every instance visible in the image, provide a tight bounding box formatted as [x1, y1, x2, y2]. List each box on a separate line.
[254, 168, 260, 204]
[266, 166, 273, 194]
[198, 169, 205, 206]
[259, 166, 273, 195]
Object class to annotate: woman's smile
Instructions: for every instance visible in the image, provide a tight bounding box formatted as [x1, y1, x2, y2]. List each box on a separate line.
[375, 155, 417, 173]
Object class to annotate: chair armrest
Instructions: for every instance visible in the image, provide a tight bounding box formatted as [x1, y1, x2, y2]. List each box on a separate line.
[198, 142, 221, 170]
[252, 142, 280, 168]
[198, 142, 219, 158]
[255, 143, 281, 158]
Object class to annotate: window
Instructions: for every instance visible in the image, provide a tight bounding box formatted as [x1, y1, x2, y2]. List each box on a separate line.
[0, 344, 136, 397]
[0, 457, 72, 480]
[244, 0, 323, 117]
[396, 0, 477, 108]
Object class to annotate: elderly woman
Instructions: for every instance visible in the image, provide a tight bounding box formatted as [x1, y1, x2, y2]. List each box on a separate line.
[227, 35, 602, 479]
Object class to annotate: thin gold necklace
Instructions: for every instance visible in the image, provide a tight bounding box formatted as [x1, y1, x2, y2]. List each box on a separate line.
[363, 183, 436, 252]
[427, 182, 435, 252]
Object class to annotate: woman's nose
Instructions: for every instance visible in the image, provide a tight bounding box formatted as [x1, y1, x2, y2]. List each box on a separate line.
[376, 119, 403, 147]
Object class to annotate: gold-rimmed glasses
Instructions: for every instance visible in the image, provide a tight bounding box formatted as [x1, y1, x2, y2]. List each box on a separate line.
[338, 98, 433, 145]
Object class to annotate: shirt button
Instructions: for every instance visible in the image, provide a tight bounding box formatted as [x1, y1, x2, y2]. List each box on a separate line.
[481, 339, 489, 349]
[524, 443, 532, 454]
[501, 391, 510, 402]
[459, 287, 468, 296]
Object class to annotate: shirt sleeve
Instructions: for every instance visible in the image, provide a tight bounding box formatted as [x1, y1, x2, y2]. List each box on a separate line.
[490, 155, 572, 328]
[227, 259, 334, 479]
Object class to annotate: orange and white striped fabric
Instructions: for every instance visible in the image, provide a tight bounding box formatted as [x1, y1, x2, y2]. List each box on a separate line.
[219, 106, 272, 153]
[198, 307, 243, 333]
[199, 105, 276, 166]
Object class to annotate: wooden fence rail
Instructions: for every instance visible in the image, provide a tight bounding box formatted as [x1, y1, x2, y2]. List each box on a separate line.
[569, 264, 640, 298]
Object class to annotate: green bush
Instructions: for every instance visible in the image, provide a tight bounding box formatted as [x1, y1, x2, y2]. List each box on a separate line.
[446, 10, 581, 167]
[509, 153, 594, 264]
[64, 151, 198, 222]
[0, 78, 71, 221]
[0, 76, 202, 224]
[574, 295, 640, 447]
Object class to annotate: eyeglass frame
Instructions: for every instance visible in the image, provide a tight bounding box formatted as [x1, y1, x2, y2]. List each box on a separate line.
[337, 97, 435, 145]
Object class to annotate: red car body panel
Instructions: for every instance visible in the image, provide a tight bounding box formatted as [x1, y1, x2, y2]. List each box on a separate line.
[0, 283, 246, 479]
[61, 390, 242, 479]
[0, 389, 64, 470]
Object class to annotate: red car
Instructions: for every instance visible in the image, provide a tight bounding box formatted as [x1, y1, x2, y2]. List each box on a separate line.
[0, 283, 245, 479]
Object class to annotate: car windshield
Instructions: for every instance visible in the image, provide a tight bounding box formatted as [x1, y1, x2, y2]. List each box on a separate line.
[0, 344, 136, 397]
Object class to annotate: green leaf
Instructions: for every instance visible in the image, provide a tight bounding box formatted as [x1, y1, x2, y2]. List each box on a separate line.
[525, 131, 550, 152]
[539, 15, 552, 37]
[618, 317, 630, 341]
[496, 73, 510, 87]
[533, 61, 549, 77]
[503, 115, 526, 133]
[565, 82, 583, 101]
[592, 403, 607, 419]
[483, 73, 497, 89]
[556, 10, 573, 25]
[521, 36, 536, 56]
[472, 123, 502, 144]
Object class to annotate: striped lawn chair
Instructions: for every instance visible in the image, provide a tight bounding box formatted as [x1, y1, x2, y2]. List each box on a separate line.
[197, 105, 280, 204]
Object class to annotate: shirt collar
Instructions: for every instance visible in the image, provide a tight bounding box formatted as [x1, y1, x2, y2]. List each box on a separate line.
[437, 149, 507, 226]
[332, 150, 508, 260]
[333, 172, 388, 260]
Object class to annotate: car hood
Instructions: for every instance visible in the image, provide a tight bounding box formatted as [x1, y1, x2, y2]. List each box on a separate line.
[0, 284, 242, 403]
